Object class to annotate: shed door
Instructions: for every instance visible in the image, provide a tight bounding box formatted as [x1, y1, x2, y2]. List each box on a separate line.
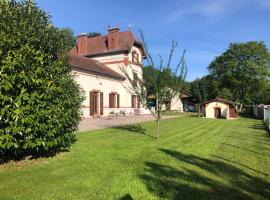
[214, 108, 221, 118]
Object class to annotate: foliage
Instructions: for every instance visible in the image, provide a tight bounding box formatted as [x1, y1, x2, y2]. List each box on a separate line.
[61, 28, 76, 49]
[122, 30, 187, 140]
[142, 65, 158, 96]
[0, 0, 84, 157]
[87, 32, 101, 38]
[188, 41, 270, 107]
[208, 41, 270, 105]
[189, 75, 218, 103]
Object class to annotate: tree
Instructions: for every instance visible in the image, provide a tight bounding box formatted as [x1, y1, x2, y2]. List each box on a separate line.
[88, 32, 101, 38]
[143, 65, 159, 97]
[0, 0, 84, 158]
[121, 30, 187, 140]
[190, 79, 202, 103]
[208, 41, 270, 107]
[61, 28, 76, 49]
[189, 75, 219, 104]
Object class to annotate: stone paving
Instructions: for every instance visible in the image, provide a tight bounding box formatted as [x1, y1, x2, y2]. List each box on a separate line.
[78, 114, 179, 132]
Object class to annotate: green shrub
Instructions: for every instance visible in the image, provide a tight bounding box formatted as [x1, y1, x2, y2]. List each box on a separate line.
[0, 0, 84, 157]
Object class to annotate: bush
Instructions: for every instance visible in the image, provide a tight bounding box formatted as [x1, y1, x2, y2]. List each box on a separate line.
[0, 0, 84, 158]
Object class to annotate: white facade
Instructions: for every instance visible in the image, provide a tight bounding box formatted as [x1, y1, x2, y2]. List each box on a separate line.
[170, 96, 184, 112]
[71, 45, 149, 118]
[205, 102, 229, 119]
[69, 27, 154, 118]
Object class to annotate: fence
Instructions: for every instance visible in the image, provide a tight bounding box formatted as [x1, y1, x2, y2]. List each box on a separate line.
[263, 106, 270, 131]
[253, 104, 266, 119]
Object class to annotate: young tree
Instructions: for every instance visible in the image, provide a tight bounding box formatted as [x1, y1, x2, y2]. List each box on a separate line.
[0, 0, 84, 158]
[121, 30, 187, 140]
[208, 41, 270, 108]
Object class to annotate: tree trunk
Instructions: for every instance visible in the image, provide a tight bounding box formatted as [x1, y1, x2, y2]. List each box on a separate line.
[156, 92, 161, 140]
[157, 112, 160, 140]
[157, 118, 160, 140]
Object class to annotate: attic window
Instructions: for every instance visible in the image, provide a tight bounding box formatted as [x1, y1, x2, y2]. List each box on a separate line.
[133, 72, 138, 85]
[132, 51, 140, 65]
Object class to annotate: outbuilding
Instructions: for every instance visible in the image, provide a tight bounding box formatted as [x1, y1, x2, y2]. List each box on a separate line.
[201, 98, 240, 119]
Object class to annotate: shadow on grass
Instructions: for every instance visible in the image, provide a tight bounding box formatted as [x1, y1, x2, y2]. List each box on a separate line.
[210, 154, 269, 176]
[139, 148, 270, 200]
[0, 148, 71, 165]
[251, 123, 270, 136]
[0, 136, 76, 165]
[240, 112, 258, 119]
[118, 193, 133, 200]
[225, 135, 270, 146]
[113, 124, 156, 139]
[220, 142, 269, 157]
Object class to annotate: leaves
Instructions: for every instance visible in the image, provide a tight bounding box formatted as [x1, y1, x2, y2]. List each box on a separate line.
[208, 41, 270, 104]
[0, 0, 84, 157]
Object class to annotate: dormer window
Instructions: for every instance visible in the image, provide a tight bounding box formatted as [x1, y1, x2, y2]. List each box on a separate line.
[132, 51, 140, 65]
[133, 72, 138, 85]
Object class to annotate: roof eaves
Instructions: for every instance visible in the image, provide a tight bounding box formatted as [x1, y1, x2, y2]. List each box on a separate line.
[71, 65, 125, 80]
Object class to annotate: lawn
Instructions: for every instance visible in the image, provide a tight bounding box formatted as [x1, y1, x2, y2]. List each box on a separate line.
[0, 116, 270, 200]
[162, 111, 193, 117]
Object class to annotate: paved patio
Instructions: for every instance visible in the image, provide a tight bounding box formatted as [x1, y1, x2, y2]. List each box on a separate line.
[78, 114, 179, 132]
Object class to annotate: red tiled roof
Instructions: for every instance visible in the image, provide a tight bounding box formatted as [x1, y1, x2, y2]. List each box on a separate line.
[80, 31, 145, 57]
[68, 54, 125, 80]
[180, 91, 192, 98]
[202, 98, 241, 106]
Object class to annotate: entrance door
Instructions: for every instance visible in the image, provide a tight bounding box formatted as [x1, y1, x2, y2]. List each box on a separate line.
[214, 108, 221, 118]
[90, 91, 100, 116]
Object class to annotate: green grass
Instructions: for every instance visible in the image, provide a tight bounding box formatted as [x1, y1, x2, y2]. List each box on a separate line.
[1, 116, 270, 200]
[161, 111, 192, 116]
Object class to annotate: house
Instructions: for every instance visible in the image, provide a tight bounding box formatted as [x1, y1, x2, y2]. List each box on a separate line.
[169, 92, 194, 112]
[201, 98, 240, 119]
[148, 92, 194, 112]
[69, 27, 150, 118]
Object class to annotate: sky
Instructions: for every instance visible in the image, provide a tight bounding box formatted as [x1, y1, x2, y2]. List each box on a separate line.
[35, 0, 270, 81]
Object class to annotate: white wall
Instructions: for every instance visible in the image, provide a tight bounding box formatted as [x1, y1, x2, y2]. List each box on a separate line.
[170, 95, 184, 112]
[73, 46, 151, 118]
[205, 102, 229, 119]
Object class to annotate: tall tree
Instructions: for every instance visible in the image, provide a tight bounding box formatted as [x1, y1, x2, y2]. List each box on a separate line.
[88, 32, 101, 38]
[208, 41, 270, 107]
[0, 0, 84, 158]
[190, 79, 202, 103]
[122, 31, 187, 140]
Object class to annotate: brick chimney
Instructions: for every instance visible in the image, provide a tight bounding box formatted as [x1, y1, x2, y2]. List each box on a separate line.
[77, 33, 88, 55]
[107, 26, 120, 50]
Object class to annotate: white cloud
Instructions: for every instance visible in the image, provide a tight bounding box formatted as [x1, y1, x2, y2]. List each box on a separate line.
[165, 0, 233, 23]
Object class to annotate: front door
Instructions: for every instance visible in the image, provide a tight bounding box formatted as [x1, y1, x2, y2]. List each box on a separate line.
[214, 108, 221, 118]
[90, 91, 102, 117]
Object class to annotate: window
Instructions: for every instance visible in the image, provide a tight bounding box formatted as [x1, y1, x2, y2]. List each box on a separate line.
[109, 93, 120, 108]
[131, 95, 140, 108]
[133, 72, 138, 86]
[132, 51, 140, 65]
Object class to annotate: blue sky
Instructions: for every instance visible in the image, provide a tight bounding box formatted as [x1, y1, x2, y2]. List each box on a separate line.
[35, 0, 270, 81]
